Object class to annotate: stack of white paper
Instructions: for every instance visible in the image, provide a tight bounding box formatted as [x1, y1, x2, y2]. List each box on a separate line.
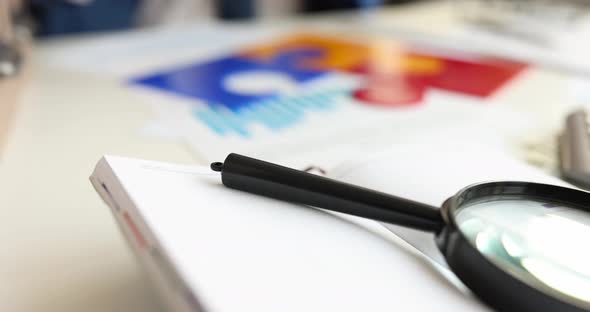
[91, 155, 489, 312]
[90, 139, 570, 311]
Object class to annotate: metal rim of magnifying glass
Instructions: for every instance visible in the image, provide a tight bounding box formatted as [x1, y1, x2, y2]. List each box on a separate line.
[436, 181, 590, 312]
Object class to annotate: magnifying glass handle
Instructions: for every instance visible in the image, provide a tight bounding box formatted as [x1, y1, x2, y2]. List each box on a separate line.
[211, 153, 444, 233]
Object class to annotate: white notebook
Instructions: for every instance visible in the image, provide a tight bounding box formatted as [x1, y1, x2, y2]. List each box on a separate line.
[90, 141, 569, 312]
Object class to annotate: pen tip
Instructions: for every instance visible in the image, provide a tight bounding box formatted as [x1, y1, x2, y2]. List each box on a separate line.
[210, 162, 224, 172]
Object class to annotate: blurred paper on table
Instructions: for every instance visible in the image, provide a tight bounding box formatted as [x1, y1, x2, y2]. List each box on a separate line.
[40, 24, 284, 79]
[452, 0, 590, 75]
[129, 32, 537, 161]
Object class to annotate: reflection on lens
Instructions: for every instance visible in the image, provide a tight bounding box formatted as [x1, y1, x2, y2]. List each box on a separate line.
[455, 197, 590, 309]
[522, 258, 590, 302]
[500, 233, 524, 258]
[522, 214, 590, 278]
[475, 229, 496, 252]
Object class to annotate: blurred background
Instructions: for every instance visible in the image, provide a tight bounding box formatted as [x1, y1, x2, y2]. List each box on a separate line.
[8, 0, 418, 36]
[1, 0, 590, 311]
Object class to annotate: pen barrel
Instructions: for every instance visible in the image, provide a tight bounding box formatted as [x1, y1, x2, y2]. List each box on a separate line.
[220, 153, 444, 233]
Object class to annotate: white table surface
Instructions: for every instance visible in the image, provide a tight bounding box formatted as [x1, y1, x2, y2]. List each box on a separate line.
[0, 61, 198, 311]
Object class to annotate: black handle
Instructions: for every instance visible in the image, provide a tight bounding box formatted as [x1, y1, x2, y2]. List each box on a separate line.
[212, 153, 444, 233]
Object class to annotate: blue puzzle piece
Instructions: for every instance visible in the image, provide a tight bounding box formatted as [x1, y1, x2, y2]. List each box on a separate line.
[131, 48, 328, 111]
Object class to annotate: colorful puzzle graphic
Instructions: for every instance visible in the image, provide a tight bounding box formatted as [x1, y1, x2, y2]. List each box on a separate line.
[131, 33, 527, 137]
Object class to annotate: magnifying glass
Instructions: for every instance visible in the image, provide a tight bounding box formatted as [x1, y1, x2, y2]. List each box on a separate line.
[211, 153, 590, 312]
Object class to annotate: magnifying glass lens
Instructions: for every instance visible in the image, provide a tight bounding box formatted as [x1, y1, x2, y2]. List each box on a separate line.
[455, 197, 590, 308]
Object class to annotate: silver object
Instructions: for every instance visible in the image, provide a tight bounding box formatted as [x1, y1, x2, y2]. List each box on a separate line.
[559, 110, 590, 188]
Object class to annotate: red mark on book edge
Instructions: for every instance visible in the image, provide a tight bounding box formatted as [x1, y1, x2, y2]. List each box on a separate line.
[123, 212, 148, 249]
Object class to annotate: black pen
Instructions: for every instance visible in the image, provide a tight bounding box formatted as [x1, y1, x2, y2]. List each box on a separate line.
[211, 153, 443, 232]
[214, 154, 590, 312]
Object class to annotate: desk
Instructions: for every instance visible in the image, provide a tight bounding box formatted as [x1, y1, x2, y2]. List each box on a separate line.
[0, 62, 196, 311]
[0, 2, 586, 311]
